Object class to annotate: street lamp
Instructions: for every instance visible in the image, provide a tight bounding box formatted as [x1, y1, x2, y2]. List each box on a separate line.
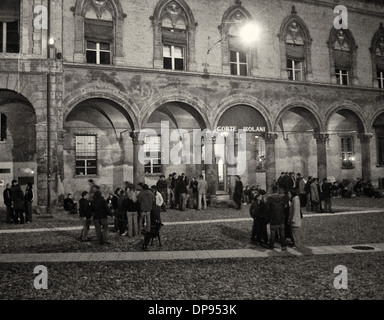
[204, 21, 261, 73]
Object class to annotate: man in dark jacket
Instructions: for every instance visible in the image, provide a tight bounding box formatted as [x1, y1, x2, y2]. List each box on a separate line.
[249, 190, 268, 246]
[11, 183, 25, 224]
[233, 175, 243, 210]
[322, 178, 333, 213]
[137, 184, 155, 234]
[79, 191, 92, 242]
[266, 191, 289, 250]
[24, 182, 34, 223]
[3, 183, 14, 223]
[176, 175, 188, 211]
[91, 190, 111, 245]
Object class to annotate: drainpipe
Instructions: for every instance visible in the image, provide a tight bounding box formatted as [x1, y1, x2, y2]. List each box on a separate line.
[46, 0, 51, 214]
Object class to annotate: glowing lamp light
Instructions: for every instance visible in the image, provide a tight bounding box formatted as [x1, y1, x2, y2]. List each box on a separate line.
[239, 22, 261, 44]
[48, 38, 55, 46]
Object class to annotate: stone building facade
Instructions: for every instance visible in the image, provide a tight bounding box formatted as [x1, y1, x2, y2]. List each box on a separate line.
[1, 0, 384, 212]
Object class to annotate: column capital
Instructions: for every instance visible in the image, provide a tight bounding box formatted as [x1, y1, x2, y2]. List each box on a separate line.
[314, 133, 329, 144]
[358, 133, 374, 142]
[130, 131, 145, 145]
[263, 132, 278, 144]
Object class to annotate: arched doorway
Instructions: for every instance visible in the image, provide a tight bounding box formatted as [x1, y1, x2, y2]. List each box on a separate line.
[217, 105, 268, 193]
[0, 90, 36, 208]
[327, 109, 366, 181]
[143, 101, 207, 186]
[64, 98, 134, 199]
[275, 106, 322, 179]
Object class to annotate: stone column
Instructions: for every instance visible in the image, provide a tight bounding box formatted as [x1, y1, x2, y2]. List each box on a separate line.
[264, 133, 278, 193]
[314, 133, 329, 180]
[358, 133, 373, 181]
[204, 136, 217, 204]
[130, 131, 145, 186]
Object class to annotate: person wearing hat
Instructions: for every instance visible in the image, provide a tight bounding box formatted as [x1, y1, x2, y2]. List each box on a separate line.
[249, 190, 268, 246]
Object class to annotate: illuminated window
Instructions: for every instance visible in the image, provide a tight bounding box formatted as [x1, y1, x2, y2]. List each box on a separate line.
[144, 135, 162, 174]
[84, 19, 113, 65]
[75, 135, 97, 176]
[340, 136, 354, 169]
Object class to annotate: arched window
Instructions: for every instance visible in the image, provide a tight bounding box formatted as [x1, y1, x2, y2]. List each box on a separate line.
[0, 0, 20, 54]
[0, 113, 6, 141]
[220, 2, 258, 76]
[370, 23, 384, 88]
[73, 0, 126, 65]
[151, 0, 197, 71]
[278, 7, 312, 81]
[328, 27, 357, 86]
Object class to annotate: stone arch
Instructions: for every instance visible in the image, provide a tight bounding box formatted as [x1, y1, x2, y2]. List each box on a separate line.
[369, 108, 384, 129]
[274, 98, 323, 132]
[151, 0, 198, 71]
[142, 92, 210, 129]
[278, 6, 313, 80]
[73, 0, 126, 64]
[214, 94, 272, 132]
[63, 85, 140, 131]
[325, 100, 367, 133]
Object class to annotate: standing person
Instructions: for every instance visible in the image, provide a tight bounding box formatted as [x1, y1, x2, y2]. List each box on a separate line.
[249, 190, 268, 246]
[166, 174, 173, 207]
[189, 177, 198, 209]
[233, 175, 243, 210]
[156, 175, 167, 212]
[322, 178, 333, 213]
[288, 190, 302, 248]
[151, 185, 164, 223]
[88, 179, 98, 201]
[124, 184, 138, 237]
[12, 183, 25, 225]
[176, 175, 188, 211]
[111, 188, 121, 232]
[137, 184, 154, 234]
[91, 190, 111, 245]
[197, 174, 208, 210]
[310, 178, 320, 213]
[24, 183, 34, 223]
[117, 189, 128, 235]
[171, 173, 178, 209]
[79, 191, 92, 242]
[266, 190, 289, 250]
[3, 183, 14, 224]
[305, 176, 313, 211]
[297, 174, 307, 208]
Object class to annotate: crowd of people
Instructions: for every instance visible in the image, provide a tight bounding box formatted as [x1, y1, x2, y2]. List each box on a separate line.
[2, 180, 34, 224]
[74, 173, 209, 245]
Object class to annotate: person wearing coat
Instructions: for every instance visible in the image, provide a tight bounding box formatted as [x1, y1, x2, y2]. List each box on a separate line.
[310, 178, 320, 213]
[233, 175, 243, 210]
[288, 190, 302, 248]
[12, 183, 25, 224]
[249, 190, 268, 246]
[79, 191, 92, 242]
[91, 190, 111, 245]
[24, 183, 34, 223]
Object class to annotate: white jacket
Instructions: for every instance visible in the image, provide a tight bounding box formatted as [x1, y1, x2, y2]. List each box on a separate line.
[155, 191, 164, 207]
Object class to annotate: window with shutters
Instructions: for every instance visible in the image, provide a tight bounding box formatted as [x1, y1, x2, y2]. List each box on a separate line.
[279, 9, 313, 81]
[0, 0, 20, 54]
[0, 113, 6, 142]
[329, 28, 357, 86]
[371, 26, 384, 89]
[340, 136, 355, 169]
[220, 4, 257, 76]
[75, 135, 97, 176]
[152, 1, 197, 71]
[378, 136, 384, 166]
[85, 19, 113, 65]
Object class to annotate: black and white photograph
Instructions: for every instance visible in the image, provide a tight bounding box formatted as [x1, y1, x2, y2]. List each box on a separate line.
[0, 0, 384, 310]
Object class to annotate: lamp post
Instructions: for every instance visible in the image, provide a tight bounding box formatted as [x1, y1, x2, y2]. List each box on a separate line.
[204, 21, 261, 74]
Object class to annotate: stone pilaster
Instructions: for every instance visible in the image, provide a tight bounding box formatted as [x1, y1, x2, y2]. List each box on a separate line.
[263, 133, 278, 194]
[314, 133, 329, 180]
[130, 131, 145, 186]
[358, 133, 373, 181]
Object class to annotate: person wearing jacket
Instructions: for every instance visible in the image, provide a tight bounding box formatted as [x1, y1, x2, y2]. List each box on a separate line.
[124, 184, 138, 238]
[79, 191, 92, 242]
[111, 188, 121, 232]
[265, 190, 289, 250]
[12, 183, 25, 224]
[24, 183, 34, 223]
[137, 184, 155, 234]
[3, 183, 14, 224]
[176, 175, 188, 211]
[91, 190, 111, 245]
[288, 190, 302, 248]
[233, 175, 243, 210]
[310, 178, 320, 213]
[249, 190, 268, 246]
[151, 185, 164, 224]
[116, 189, 128, 236]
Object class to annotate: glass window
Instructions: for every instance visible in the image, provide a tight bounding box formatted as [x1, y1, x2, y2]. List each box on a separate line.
[378, 136, 384, 166]
[230, 50, 247, 76]
[75, 135, 97, 176]
[340, 136, 354, 168]
[335, 69, 349, 85]
[163, 45, 184, 70]
[377, 70, 384, 89]
[144, 135, 162, 174]
[287, 59, 303, 81]
[86, 41, 111, 65]
[0, 113, 6, 141]
[0, 21, 19, 53]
